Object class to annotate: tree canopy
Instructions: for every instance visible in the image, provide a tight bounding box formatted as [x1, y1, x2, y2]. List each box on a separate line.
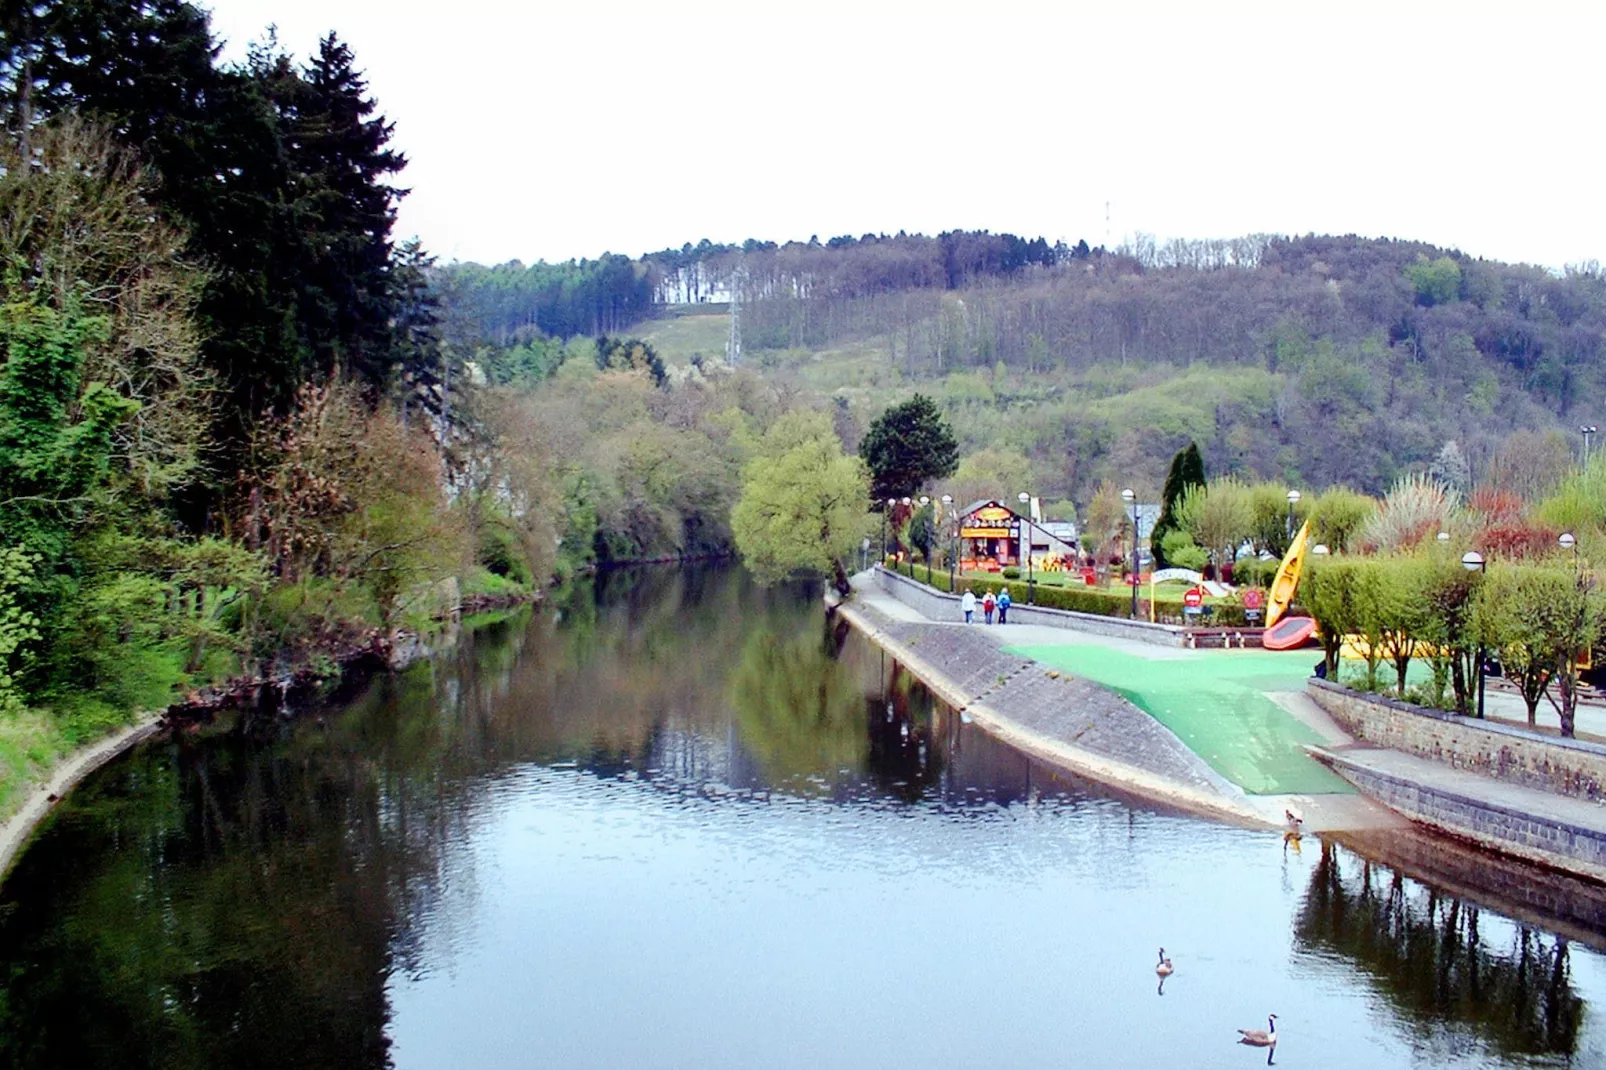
[732, 413, 869, 593]
[858, 394, 959, 503]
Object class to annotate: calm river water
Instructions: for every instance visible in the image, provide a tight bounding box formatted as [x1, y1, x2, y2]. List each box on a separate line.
[3, 566, 1606, 1068]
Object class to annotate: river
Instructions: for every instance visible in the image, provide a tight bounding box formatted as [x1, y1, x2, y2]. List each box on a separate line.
[1, 565, 1603, 1068]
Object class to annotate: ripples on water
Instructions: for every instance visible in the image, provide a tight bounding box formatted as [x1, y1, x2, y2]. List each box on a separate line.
[1, 565, 1604, 1069]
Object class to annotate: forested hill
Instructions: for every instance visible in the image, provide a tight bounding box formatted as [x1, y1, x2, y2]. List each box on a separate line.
[438, 232, 1606, 500]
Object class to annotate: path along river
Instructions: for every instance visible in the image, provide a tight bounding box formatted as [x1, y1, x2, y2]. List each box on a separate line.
[2, 565, 1606, 1068]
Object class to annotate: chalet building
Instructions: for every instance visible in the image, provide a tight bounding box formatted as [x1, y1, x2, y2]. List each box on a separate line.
[956, 500, 1077, 572]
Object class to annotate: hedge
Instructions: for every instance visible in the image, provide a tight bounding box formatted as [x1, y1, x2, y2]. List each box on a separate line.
[882, 561, 1256, 627]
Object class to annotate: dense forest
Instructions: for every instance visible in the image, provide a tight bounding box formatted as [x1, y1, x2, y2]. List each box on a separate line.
[439, 230, 1605, 505]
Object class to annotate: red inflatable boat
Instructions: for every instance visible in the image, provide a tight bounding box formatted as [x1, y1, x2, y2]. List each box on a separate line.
[1262, 615, 1317, 651]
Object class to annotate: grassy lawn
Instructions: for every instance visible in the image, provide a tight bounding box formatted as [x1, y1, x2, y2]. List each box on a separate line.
[634, 312, 730, 366]
[1008, 641, 1352, 796]
[0, 710, 68, 822]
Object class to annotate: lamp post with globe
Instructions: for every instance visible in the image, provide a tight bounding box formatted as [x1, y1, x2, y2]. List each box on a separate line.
[1462, 550, 1487, 718]
[1017, 491, 1036, 604]
[1121, 488, 1140, 619]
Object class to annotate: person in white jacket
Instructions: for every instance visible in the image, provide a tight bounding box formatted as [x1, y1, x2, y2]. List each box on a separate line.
[961, 589, 976, 624]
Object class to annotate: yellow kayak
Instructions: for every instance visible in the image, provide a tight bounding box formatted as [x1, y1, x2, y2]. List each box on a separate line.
[1265, 519, 1311, 629]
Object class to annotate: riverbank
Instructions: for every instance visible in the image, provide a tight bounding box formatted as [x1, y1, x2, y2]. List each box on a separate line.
[0, 585, 541, 882]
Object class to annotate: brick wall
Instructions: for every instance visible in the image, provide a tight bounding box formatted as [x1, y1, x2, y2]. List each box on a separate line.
[872, 566, 1189, 648]
[1309, 679, 1606, 801]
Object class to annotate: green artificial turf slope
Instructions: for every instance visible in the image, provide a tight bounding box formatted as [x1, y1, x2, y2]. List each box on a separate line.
[1007, 643, 1353, 796]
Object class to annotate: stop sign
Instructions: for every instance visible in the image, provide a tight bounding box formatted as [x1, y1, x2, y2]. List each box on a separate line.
[1184, 587, 1204, 608]
[1243, 588, 1264, 610]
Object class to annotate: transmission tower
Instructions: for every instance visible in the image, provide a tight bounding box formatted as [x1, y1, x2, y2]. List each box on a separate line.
[726, 267, 743, 366]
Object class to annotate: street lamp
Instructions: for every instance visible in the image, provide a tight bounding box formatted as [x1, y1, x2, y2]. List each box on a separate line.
[1121, 488, 1139, 619]
[901, 497, 913, 576]
[1583, 426, 1598, 466]
[1437, 531, 1450, 544]
[1017, 491, 1036, 604]
[1561, 531, 1578, 553]
[1311, 544, 1330, 557]
[942, 494, 956, 591]
[882, 497, 896, 566]
[1286, 489, 1302, 543]
[1462, 550, 1487, 718]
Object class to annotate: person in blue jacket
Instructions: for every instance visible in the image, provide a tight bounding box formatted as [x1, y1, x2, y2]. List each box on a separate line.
[997, 588, 1012, 624]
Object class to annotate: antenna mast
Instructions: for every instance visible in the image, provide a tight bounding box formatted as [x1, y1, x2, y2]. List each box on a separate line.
[726, 266, 743, 366]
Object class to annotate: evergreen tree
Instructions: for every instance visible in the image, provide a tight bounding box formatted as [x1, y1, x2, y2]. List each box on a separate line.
[284, 33, 407, 395]
[858, 394, 959, 503]
[6, 5, 418, 480]
[1151, 442, 1205, 569]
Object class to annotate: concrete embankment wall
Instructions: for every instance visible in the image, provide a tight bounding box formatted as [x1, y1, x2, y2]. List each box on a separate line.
[1308, 679, 1606, 802]
[1315, 748, 1606, 883]
[873, 566, 1190, 648]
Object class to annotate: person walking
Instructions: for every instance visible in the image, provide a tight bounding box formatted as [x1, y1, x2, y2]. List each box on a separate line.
[982, 590, 997, 625]
[997, 588, 1012, 624]
[961, 588, 976, 624]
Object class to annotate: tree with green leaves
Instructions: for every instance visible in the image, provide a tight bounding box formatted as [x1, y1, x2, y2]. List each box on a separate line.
[1150, 442, 1204, 569]
[1373, 558, 1430, 696]
[1350, 561, 1399, 691]
[909, 501, 937, 566]
[858, 394, 958, 503]
[1308, 487, 1376, 553]
[1543, 571, 1601, 739]
[733, 413, 869, 594]
[1303, 559, 1359, 681]
[1475, 565, 1574, 725]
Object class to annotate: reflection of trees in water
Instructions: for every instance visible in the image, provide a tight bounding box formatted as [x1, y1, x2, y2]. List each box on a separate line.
[0, 723, 418, 1068]
[864, 662, 942, 802]
[0, 567, 912, 1067]
[1296, 840, 1582, 1059]
[729, 622, 868, 790]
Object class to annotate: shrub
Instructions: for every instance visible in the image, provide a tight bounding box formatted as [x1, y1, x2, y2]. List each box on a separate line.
[893, 566, 1254, 626]
[1002, 567, 1021, 580]
[1232, 558, 1279, 589]
[1359, 472, 1459, 552]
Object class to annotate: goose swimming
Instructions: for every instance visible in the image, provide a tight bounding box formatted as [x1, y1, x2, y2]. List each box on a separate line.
[1237, 1014, 1278, 1047]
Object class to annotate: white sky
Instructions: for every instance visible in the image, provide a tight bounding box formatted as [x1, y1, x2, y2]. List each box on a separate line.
[203, 1, 1606, 269]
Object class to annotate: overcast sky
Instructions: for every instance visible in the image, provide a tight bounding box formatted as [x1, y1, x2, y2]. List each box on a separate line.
[203, 1, 1605, 269]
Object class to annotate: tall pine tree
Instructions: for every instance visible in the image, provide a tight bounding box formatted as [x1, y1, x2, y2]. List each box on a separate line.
[1150, 442, 1205, 569]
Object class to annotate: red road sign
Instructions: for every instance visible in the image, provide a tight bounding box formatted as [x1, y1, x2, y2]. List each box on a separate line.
[1184, 587, 1204, 608]
[1242, 588, 1265, 610]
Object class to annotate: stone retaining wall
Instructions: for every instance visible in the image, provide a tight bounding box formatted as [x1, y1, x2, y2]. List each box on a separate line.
[873, 566, 1189, 648]
[1317, 749, 1606, 883]
[1308, 679, 1606, 802]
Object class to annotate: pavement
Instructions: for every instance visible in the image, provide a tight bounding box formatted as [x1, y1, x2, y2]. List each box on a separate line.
[1480, 686, 1606, 741]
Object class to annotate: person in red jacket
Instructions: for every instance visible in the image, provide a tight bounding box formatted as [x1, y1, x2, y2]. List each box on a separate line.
[982, 590, 996, 624]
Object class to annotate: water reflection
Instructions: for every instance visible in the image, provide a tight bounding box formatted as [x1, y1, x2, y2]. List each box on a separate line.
[1296, 839, 1583, 1060]
[1, 565, 1605, 1069]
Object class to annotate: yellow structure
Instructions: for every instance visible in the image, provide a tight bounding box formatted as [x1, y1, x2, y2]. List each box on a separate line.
[1265, 519, 1311, 628]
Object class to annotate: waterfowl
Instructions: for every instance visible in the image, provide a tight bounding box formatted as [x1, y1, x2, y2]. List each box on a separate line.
[1284, 809, 1304, 836]
[1237, 1014, 1278, 1047]
[1155, 948, 1174, 977]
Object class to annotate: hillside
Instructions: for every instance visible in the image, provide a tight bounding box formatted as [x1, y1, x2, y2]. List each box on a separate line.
[438, 232, 1604, 507]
